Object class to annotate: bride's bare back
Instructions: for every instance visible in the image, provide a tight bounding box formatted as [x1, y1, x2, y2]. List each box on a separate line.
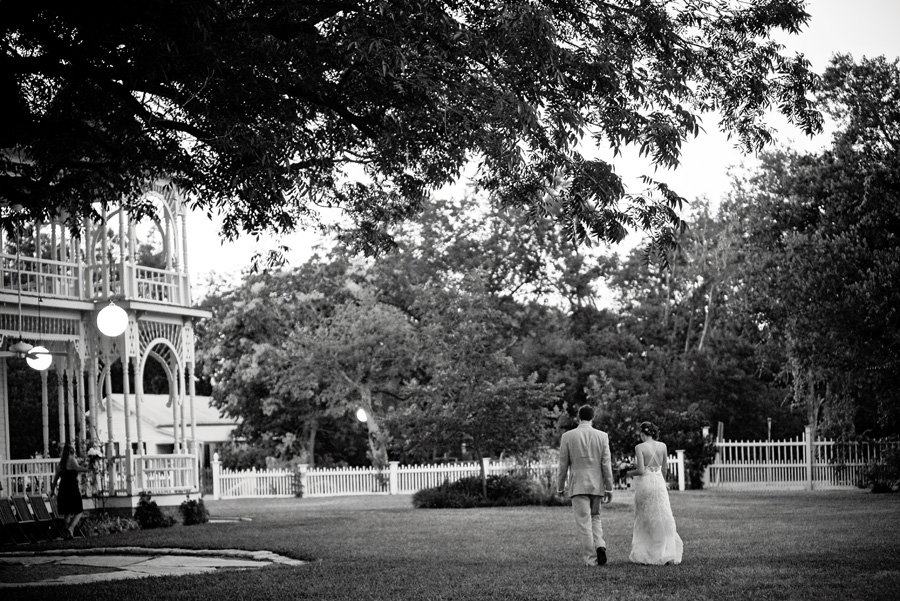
[635, 440, 667, 473]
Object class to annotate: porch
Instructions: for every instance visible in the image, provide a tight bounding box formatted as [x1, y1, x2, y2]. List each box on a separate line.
[1, 180, 211, 510]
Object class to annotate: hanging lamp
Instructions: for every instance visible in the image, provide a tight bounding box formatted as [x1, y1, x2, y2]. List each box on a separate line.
[97, 300, 128, 337]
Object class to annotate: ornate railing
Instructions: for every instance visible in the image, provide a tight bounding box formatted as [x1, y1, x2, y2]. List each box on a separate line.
[0, 458, 56, 496]
[1, 251, 190, 307]
[0, 454, 199, 499]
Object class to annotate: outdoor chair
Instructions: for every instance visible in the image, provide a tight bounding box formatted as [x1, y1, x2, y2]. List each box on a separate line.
[10, 495, 52, 542]
[0, 497, 34, 544]
[27, 494, 67, 540]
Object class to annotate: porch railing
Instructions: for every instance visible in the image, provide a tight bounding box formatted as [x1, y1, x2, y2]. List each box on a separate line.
[0, 458, 57, 496]
[1, 251, 190, 307]
[0, 454, 199, 499]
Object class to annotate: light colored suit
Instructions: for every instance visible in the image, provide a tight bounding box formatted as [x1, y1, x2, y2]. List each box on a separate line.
[558, 422, 615, 565]
[558, 423, 614, 496]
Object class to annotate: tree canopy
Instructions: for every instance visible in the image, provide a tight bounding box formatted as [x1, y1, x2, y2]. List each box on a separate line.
[3, 0, 820, 254]
[723, 55, 900, 437]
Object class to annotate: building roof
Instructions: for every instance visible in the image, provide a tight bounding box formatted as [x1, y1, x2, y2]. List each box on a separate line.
[91, 394, 238, 445]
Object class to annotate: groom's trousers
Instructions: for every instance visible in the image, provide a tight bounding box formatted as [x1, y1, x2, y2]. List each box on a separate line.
[571, 494, 606, 566]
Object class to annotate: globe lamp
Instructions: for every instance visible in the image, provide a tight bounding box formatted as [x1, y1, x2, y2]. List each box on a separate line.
[97, 301, 128, 337]
[26, 346, 52, 370]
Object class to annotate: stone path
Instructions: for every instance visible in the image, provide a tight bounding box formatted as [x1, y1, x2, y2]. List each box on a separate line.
[0, 547, 305, 587]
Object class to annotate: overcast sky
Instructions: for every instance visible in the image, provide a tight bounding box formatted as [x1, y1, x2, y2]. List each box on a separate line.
[186, 0, 900, 295]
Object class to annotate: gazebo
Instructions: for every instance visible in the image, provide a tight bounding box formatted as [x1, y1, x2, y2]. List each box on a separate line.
[0, 179, 211, 509]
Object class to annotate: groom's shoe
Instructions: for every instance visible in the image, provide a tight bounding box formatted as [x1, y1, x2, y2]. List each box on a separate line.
[596, 547, 607, 566]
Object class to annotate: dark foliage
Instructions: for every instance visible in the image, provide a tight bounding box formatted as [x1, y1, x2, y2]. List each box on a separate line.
[412, 474, 567, 509]
[179, 497, 210, 526]
[134, 491, 176, 529]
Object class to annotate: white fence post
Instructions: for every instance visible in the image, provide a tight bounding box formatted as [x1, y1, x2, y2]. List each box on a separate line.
[804, 426, 814, 491]
[389, 461, 399, 495]
[296, 463, 308, 497]
[211, 452, 221, 500]
[676, 449, 686, 491]
[482, 457, 491, 477]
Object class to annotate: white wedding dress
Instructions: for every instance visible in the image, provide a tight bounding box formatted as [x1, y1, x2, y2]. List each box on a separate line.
[629, 445, 683, 565]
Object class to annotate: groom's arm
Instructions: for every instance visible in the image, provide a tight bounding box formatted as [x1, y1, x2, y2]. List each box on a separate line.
[600, 434, 615, 496]
[557, 438, 570, 494]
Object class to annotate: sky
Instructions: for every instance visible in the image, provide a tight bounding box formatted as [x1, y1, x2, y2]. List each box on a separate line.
[185, 0, 900, 295]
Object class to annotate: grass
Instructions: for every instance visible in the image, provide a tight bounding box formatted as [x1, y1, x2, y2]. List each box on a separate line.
[2, 489, 899, 600]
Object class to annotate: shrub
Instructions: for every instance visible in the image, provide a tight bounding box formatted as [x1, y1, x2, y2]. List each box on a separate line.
[412, 474, 568, 509]
[179, 496, 210, 525]
[862, 446, 900, 493]
[80, 511, 140, 536]
[134, 491, 177, 529]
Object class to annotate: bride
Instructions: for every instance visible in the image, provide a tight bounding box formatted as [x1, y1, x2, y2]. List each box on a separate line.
[627, 422, 683, 565]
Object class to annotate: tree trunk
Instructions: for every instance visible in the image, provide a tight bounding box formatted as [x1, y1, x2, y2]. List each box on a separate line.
[683, 303, 695, 354]
[475, 446, 488, 499]
[304, 416, 318, 468]
[697, 282, 716, 351]
[359, 387, 389, 471]
[800, 368, 826, 437]
[664, 264, 674, 328]
[339, 370, 391, 471]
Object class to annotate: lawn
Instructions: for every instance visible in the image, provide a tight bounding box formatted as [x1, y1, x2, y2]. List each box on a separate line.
[2, 489, 899, 600]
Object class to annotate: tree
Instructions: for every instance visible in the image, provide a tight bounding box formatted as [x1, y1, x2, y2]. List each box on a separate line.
[393, 276, 561, 496]
[195, 256, 360, 465]
[723, 56, 900, 437]
[285, 293, 422, 470]
[3, 1, 820, 255]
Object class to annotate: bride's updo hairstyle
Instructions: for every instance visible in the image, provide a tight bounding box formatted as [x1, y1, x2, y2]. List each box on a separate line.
[639, 422, 659, 439]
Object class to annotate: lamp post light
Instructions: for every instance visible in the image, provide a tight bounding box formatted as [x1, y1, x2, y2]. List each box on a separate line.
[97, 301, 128, 337]
[356, 408, 368, 423]
[25, 346, 52, 371]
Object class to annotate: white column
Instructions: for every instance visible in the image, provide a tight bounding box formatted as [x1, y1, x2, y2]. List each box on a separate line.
[101, 206, 110, 297]
[65, 361, 76, 449]
[104, 364, 116, 492]
[76, 346, 87, 454]
[87, 354, 98, 445]
[41, 368, 49, 456]
[55, 364, 65, 446]
[118, 208, 128, 297]
[170, 384, 180, 453]
[122, 354, 133, 495]
[188, 360, 197, 451]
[134, 357, 145, 457]
[676, 449, 686, 491]
[180, 211, 190, 306]
[212, 452, 221, 500]
[178, 362, 187, 452]
[0, 359, 10, 463]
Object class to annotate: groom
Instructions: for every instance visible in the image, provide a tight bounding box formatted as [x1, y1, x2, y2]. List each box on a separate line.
[557, 405, 615, 566]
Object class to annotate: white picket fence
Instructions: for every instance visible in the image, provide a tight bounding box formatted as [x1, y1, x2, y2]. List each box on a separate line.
[209, 452, 687, 500]
[706, 427, 900, 490]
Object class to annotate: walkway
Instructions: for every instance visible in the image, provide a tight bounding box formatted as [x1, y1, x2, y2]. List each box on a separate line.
[0, 547, 305, 587]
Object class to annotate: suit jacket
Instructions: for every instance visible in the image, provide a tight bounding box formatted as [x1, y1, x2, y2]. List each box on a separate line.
[557, 422, 614, 496]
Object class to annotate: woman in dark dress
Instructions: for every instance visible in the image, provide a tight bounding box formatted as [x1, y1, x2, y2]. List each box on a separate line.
[50, 443, 89, 538]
